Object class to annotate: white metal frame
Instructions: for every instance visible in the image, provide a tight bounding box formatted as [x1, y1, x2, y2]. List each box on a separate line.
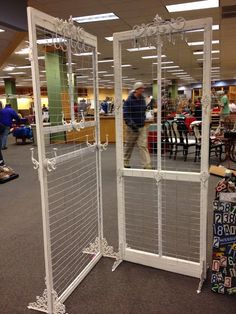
[114, 17, 212, 291]
[27, 7, 106, 313]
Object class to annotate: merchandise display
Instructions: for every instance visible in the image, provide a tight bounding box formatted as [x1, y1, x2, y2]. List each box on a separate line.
[212, 173, 236, 295]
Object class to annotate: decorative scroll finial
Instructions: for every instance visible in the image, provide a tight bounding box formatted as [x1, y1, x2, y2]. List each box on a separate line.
[53, 15, 89, 53]
[133, 14, 186, 47]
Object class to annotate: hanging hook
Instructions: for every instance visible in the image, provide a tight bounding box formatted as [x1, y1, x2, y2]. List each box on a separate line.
[30, 148, 39, 170]
[99, 134, 109, 151]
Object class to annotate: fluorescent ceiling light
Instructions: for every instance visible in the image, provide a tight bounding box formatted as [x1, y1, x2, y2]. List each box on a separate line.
[15, 65, 31, 69]
[212, 67, 220, 69]
[98, 71, 107, 74]
[73, 13, 119, 23]
[152, 61, 174, 65]
[123, 78, 136, 81]
[103, 74, 114, 77]
[166, 0, 219, 13]
[197, 57, 220, 61]
[41, 70, 46, 73]
[74, 52, 100, 56]
[77, 75, 89, 78]
[66, 62, 76, 65]
[37, 38, 65, 44]
[3, 66, 15, 71]
[22, 79, 32, 81]
[77, 68, 93, 71]
[186, 24, 219, 33]
[105, 36, 113, 41]
[188, 40, 219, 46]
[162, 66, 179, 69]
[0, 76, 11, 79]
[111, 64, 131, 68]
[9, 72, 26, 75]
[142, 55, 166, 59]
[15, 48, 30, 55]
[99, 80, 111, 82]
[194, 50, 220, 55]
[127, 46, 156, 52]
[98, 59, 113, 63]
[0, 29, 5, 32]
[167, 69, 185, 72]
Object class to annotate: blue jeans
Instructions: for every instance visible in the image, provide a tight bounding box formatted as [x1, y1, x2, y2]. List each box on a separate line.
[0, 126, 10, 148]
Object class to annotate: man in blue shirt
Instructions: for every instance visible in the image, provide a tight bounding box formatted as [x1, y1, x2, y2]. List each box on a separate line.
[0, 104, 20, 149]
[123, 82, 151, 169]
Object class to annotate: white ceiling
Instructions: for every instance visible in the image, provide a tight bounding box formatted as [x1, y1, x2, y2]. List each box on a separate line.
[0, 0, 236, 89]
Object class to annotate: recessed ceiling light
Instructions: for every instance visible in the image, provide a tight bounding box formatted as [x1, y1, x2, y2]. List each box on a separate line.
[194, 50, 220, 55]
[73, 13, 119, 23]
[98, 59, 113, 63]
[188, 40, 219, 46]
[142, 55, 166, 59]
[166, 0, 219, 13]
[127, 46, 156, 52]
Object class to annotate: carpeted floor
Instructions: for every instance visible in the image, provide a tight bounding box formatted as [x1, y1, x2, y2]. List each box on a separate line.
[0, 137, 236, 314]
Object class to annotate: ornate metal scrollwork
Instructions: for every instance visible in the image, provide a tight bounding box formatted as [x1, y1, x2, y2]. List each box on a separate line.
[83, 237, 119, 259]
[133, 14, 186, 47]
[54, 16, 88, 53]
[28, 288, 67, 314]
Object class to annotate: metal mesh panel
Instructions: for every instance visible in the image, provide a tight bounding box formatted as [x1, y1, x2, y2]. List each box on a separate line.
[162, 180, 201, 263]
[48, 151, 98, 296]
[124, 177, 158, 254]
[33, 21, 100, 299]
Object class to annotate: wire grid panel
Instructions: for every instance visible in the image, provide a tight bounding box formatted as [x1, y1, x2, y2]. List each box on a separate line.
[162, 180, 201, 263]
[28, 7, 102, 311]
[48, 152, 98, 296]
[114, 16, 212, 280]
[124, 177, 158, 254]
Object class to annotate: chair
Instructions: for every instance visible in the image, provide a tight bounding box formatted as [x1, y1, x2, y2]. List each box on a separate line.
[192, 123, 224, 162]
[161, 120, 175, 158]
[171, 120, 196, 161]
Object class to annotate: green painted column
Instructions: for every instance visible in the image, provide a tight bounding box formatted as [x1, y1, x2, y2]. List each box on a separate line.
[45, 49, 68, 126]
[4, 78, 18, 111]
[168, 80, 178, 100]
[45, 49, 69, 141]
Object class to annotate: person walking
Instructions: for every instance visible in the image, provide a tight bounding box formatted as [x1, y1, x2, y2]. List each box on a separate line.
[123, 82, 152, 169]
[0, 103, 20, 149]
[220, 90, 230, 121]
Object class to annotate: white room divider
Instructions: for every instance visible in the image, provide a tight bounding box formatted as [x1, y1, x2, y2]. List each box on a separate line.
[113, 15, 212, 292]
[27, 7, 117, 314]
